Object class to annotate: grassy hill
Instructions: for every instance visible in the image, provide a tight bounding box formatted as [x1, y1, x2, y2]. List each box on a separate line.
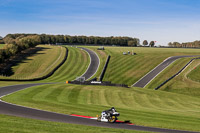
[147, 58, 200, 97]
[84, 46, 200, 86]
[2, 84, 200, 132]
[1, 46, 200, 132]
[0, 45, 66, 79]
[43, 46, 90, 82]
[187, 63, 200, 82]
[0, 45, 90, 82]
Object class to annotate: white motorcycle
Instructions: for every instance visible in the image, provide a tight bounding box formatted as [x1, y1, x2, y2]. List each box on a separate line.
[97, 107, 120, 123]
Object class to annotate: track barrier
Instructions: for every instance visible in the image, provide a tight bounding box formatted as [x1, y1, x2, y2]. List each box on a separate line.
[99, 55, 110, 81]
[69, 80, 128, 88]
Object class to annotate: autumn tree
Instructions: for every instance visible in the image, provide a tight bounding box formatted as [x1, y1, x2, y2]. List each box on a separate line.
[143, 40, 148, 46]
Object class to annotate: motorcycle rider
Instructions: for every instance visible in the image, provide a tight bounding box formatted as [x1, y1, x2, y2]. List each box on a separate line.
[103, 107, 117, 116]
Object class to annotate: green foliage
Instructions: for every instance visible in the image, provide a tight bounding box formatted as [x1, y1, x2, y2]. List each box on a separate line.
[168, 41, 200, 48]
[4, 33, 140, 46]
[0, 35, 40, 63]
[149, 41, 155, 47]
[128, 40, 137, 47]
[0, 36, 4, 44]
[143, 40, 148, 46]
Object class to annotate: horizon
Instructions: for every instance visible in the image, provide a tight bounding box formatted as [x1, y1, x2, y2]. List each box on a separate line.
[1, 0, 200, 46]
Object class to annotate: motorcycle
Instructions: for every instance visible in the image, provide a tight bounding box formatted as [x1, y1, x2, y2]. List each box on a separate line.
[97, 107, 120, 123]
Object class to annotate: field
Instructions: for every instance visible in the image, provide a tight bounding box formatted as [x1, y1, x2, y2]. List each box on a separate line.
[1, 46, 200, 132]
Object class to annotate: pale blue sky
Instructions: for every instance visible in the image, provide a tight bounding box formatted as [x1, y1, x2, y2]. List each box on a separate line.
[0, 0, 200, 45]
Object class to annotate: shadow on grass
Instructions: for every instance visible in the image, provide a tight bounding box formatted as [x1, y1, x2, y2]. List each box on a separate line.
[0, 47, 50, 77]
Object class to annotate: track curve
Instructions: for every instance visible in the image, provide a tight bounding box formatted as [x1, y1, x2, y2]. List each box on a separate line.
[133, 55, 200, 88]
[78, 47, 100, 80]
[0, 50, 199, 133]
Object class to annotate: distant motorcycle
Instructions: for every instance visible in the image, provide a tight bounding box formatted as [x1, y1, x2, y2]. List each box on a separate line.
[97, 107, 120, 123]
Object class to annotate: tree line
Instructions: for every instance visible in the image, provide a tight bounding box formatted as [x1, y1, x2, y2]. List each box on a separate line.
[168, 41, 200, 48]
[0, 35, 40, 63]
[0, 33, 140, 63]
[3, 33, 140, 46]
[142, 40, 155, 47]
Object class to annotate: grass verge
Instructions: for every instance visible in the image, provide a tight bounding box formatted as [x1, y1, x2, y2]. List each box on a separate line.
[187, 62, 200, 82]
[0, 114, 149, 133]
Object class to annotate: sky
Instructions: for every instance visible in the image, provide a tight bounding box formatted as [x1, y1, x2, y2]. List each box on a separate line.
[0, 0, 200, 45]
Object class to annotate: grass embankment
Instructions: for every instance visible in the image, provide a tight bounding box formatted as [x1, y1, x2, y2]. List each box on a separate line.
[150, 58, 200, 97]
[0, 45, 66, 79]
[146, 57, 198, 89]
[44, 46, 90, 82]
[0, 114, 149, 133]
[0, 45, 90, 83]
[3, 84, 200, 132]
[187, 63, 200, 82]
[98, 47, 200, 86]
[0, 44, 4, 48]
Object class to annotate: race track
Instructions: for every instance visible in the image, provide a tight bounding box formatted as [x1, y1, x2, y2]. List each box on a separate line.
[0, 84, 199, 133]
[133, 55, 199, 88]
[0, 49, 199, 133]
[78, 47, 100, 80]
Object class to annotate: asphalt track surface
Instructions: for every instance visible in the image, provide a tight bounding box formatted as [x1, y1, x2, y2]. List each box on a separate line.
[133, 55, 199, 88]
[0, 51, 199, 133]
[78, 47, 100, 80]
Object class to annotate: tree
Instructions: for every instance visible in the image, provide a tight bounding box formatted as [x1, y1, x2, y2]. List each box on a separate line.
[149, 41, 155, 47]
[143, 40, 148, 46]
[128, 40, 137, 47]
[168, 42, 173, 47]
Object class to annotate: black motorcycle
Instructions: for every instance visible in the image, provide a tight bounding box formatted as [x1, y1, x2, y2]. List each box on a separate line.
[97, 107, 120, 123]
